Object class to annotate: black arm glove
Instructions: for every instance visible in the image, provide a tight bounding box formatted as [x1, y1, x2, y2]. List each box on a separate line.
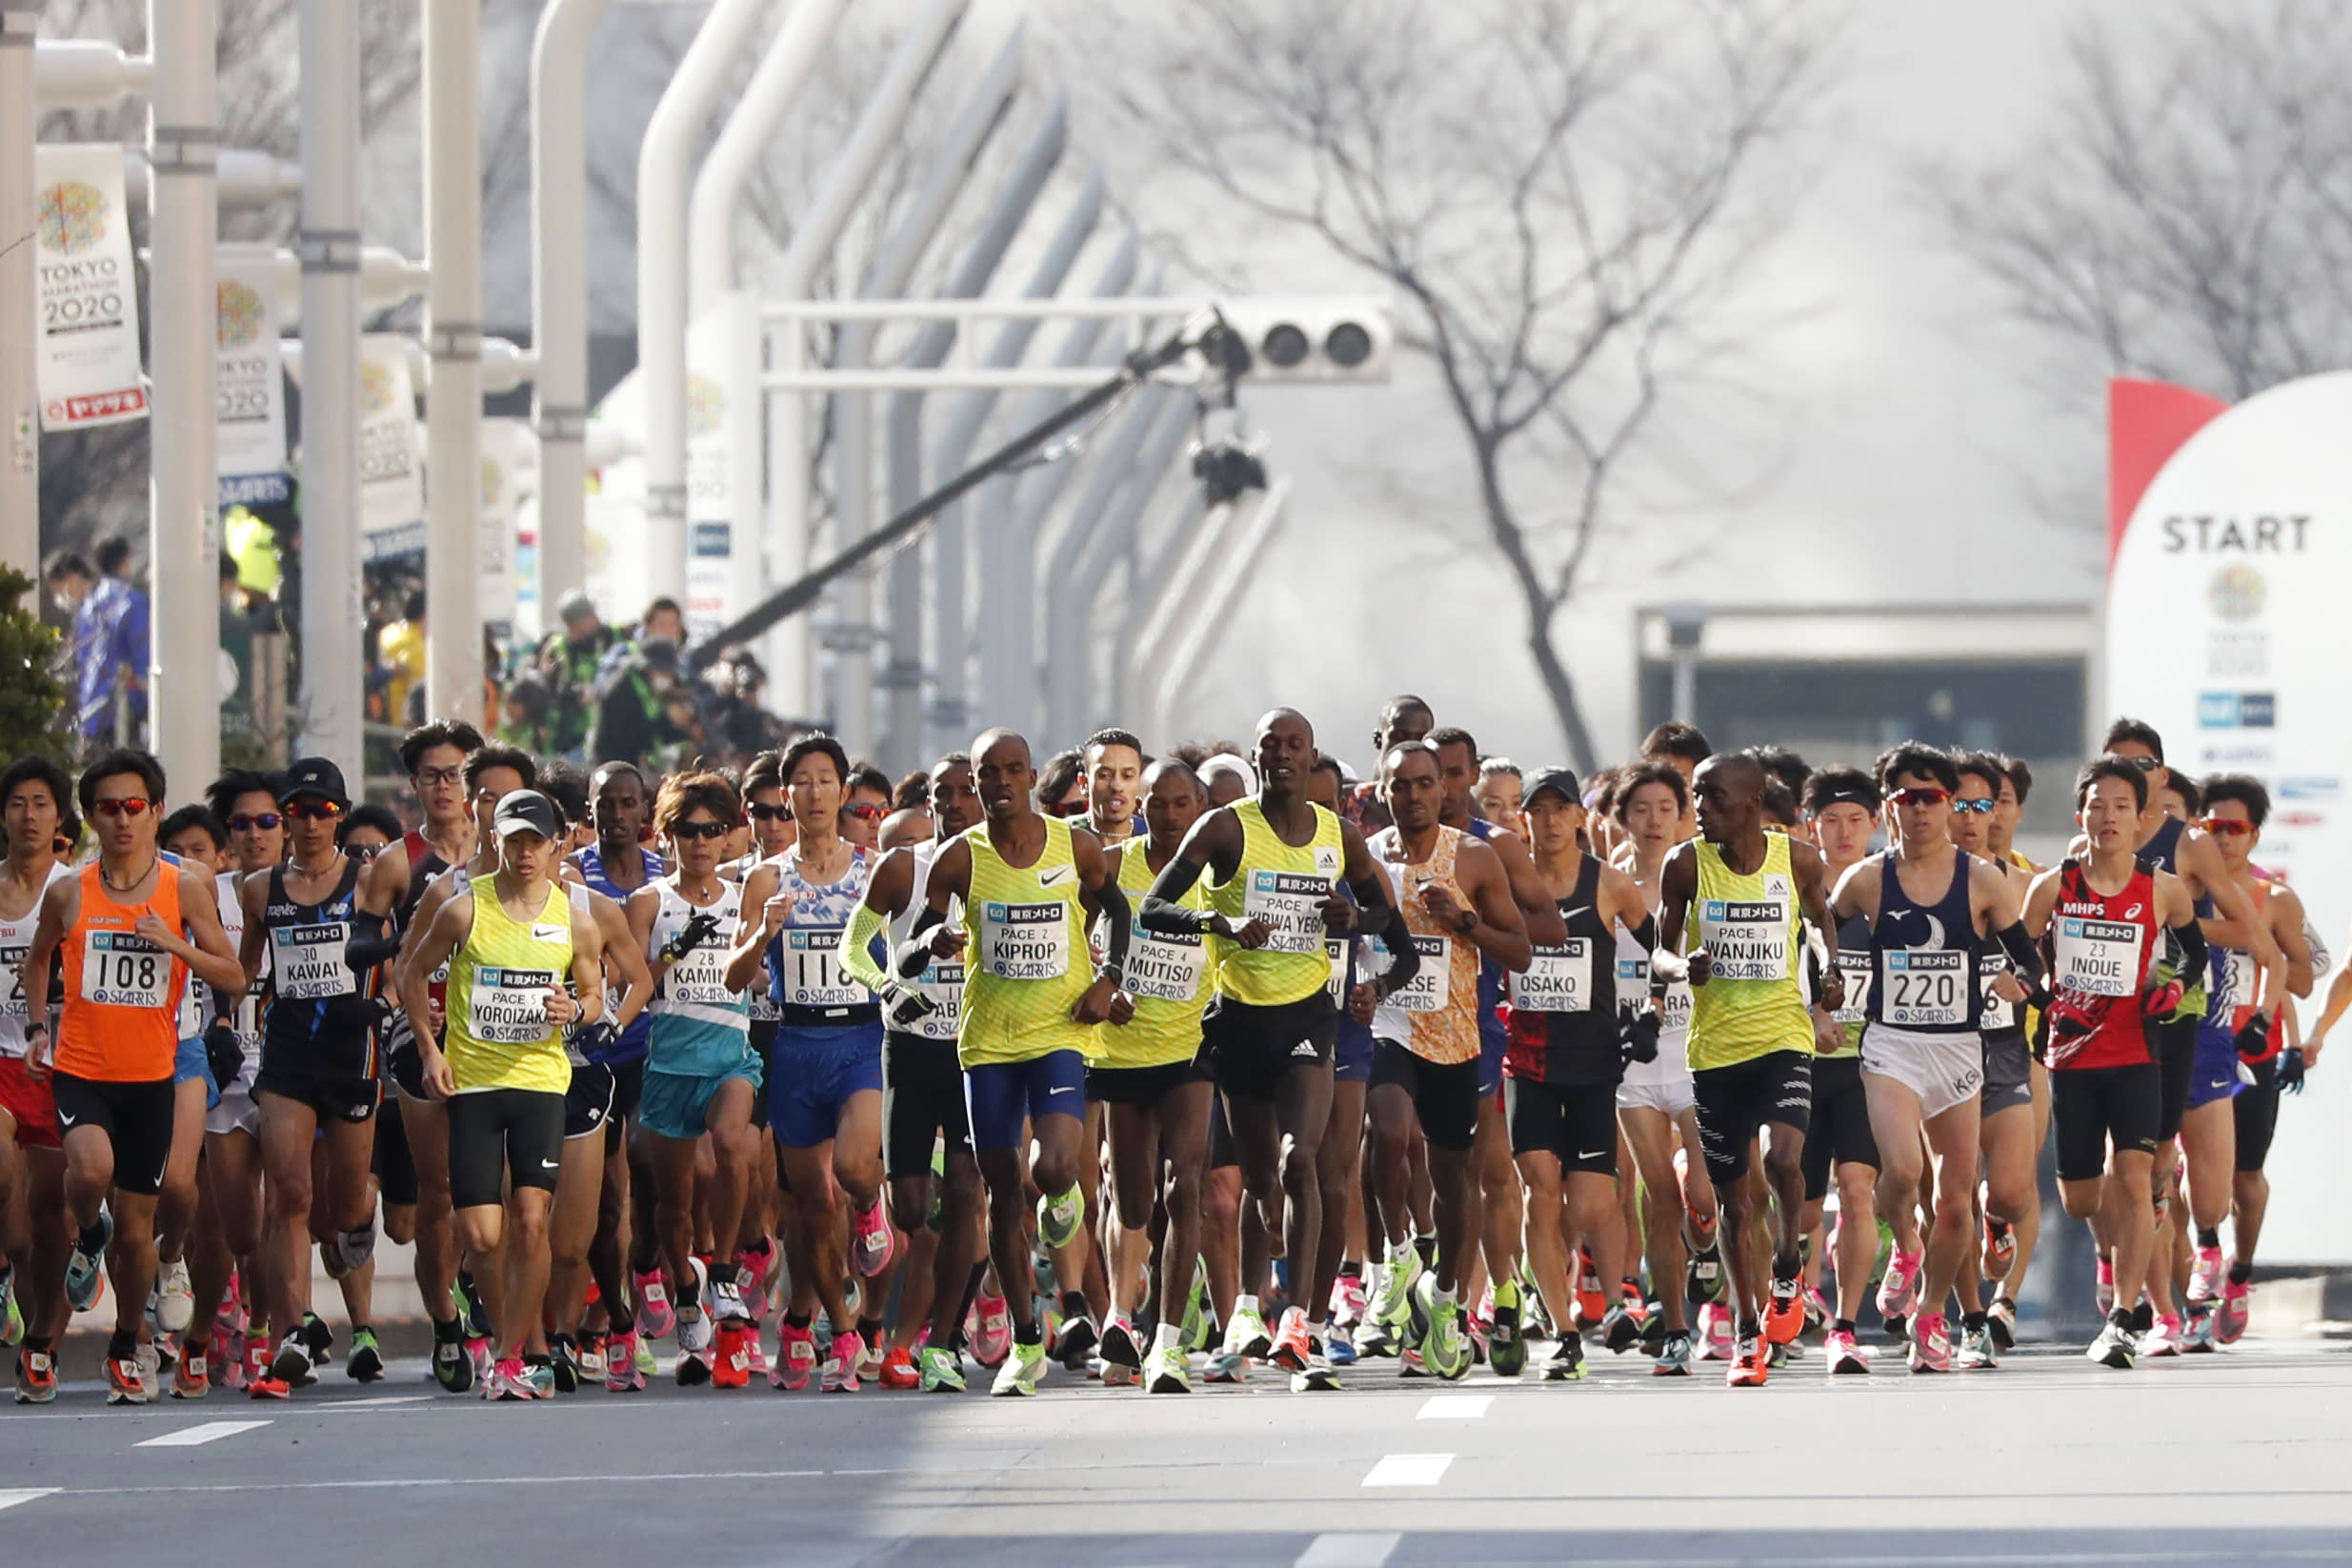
[344, 910, 403, 971]
[1993, 920, 2053, 1011]
[203, 1017, 244, 1088]
[2233, 1014, 2273, 1061]
[2280, 1046, 2308, 1094]
[1619, 1008, 1661, 1066]
[659, 912, 723, 966]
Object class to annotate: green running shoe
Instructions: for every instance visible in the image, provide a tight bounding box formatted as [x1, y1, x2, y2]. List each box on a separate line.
[918, 1344, 966, 1393]
[1145, 1344, 1191, 1394]
[991, 1338, 1047, 1397]
[1422, 1295, 1471, 1381]
[1036, 1184, 1085, 1251]
[345, 1327, 385, 1383]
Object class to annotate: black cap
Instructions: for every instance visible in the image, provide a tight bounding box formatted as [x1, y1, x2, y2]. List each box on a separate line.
[1524, 767, 1583, 808]
[277, 756, 350, 810]
[493, 790, 563, 841]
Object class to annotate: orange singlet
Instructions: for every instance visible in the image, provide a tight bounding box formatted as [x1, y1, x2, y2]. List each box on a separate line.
[56, 859, 188, 1082]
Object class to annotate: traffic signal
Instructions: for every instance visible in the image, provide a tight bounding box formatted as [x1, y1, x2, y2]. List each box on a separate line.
[1199, 296, 1393, 384]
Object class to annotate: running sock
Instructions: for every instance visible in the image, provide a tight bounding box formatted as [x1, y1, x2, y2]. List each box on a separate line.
[1236, 1292, 1260, 1318]
[431, 1316, 461, 1344]
[107, 1328, 135, 1360]
[1833, 1317, 1857, 1336]
[2228, 1259, 2254, 1286]
[1412, 1234, 1438, 1269]
[1152, 1322, 1183, 1354]
[1059, 1289, 1088, 1322]
[2196, 1226, 2221, 1249]
[856, 1316, 884, 1344]
[1338, 1261, 1362, 1281]
[1493, 1277, 1519, 1310]
[1961, 1311, 1987, 1333]
[2107, 1306, 2137, 1330]
[708, 1259, 738, 1288]
[1770, 1254, 1800, 1283]
[77, 1218, 107, 1256]
[785, 1312, 813, 1332]
[1015, 1321, 1044, 1347]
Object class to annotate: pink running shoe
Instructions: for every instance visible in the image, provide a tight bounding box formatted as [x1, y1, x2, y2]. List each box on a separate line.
[1876, 1249, 1922, 1321]
[1331, 1271, 1369, 1329]
[489, 1356, 533, 1401]
[2216, 1276, 2253, 1345]
[1907, 1312, 1953, 1374]
[606, 1328, 646, 1392]
[1697, 1301, 1735, 1361]
[851, 1202, 896, 1279]
[972, 1289, 1012, 1368]
[2095, 1255, 2116, 1317]
[2186, 1245, 2224, 1307]
[822, 1329, 865, 1393]
[745, 1334, 771, 1379]
[2142, 1313, 2184, 1357]
[772, 1320, 817, 1391]
[635, 1269, 674, 1340]
[1825, 1326, 1870, 1375]
[734, 1247, 772, 1323]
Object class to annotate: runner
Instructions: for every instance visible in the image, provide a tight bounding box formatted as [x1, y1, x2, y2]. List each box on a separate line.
[352, 722, 481, 1391]
[1, 757, 75, 1403]
[1348, 695, 1435, 834]
[2023, 754, 2202, 1369]
[20, 749, 245, 1404]
[741, 734, 895, 1392]
[1139, 709, 1418, 1393]
[1950, 752, 2041, 1362]
[1475, 758, 1525, 841]
[1306, 754, 1376, 1371]
[1827, 745, 2038, 1374]
[1653, 752, 1842, 1388]
[1639, 723, 1713, 790]
[570, 763, 664, 1382]
[626, 772, 769, 1388]
[1794, 765, 1896, 1373]
[839, 753, 983, 1393]
[1611, 761, 1718, 1376]
[1427, 725, 1565, 1374]
[1500, 768, 1654, 1381]
[1359, 741, 1531, 1382]
[149, 805, 223, 1380]
[1093, 758, 1218, 1393]
[402, 788, 607, 1401]
[237, 758, 384, 1398]
[2186, 774, 2312, 1349]
[896, 729, 1129, 1396]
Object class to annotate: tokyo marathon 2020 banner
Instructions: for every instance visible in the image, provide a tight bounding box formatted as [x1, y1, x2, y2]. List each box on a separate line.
[2108, 373, 2350, 1261]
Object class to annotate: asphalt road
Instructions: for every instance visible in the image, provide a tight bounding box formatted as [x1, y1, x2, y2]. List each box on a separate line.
[5, 1337, 2349, 1567]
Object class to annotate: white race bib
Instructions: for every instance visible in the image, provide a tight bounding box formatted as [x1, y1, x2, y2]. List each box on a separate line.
[666, 919, 740, 1007]
[914, 959, 964, 1040]
[2221, 948, 2259, 1012]
[1126, 930, 1208, 1004]
[781, 927, 867, 1008]
[80, 929, 169, 1008]
[2056, 916, 2140, 998]
[1387, 934, 1452, 1014]
[1327, 938, 1351, 1010]
[271, 921, 355, 1000]
[1880, 949, 1968, 1027]
[1509, 940, 1590, 1013]
[468, 964, 554, 1043]
[1241, 871, 1329, 955]
[979, 902, 1071, 981]
[0, 942, 28, 1018]
[1833, 950, 1874, 1025]
[1979, 950, 2019, 1032]
[1698, 898, 1789, 981]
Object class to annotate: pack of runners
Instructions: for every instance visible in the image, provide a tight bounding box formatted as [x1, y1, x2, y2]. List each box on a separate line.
[0, 705, 2333, 1403]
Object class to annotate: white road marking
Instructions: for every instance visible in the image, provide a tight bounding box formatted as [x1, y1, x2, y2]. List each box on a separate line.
[1416, 1394, 1492, 1419]
[0, 1489, 59, 1512]
[1361, 1452, 1453, 1487]
[135, 1419, 273, 1448]
[1296, 1533, 1402, 1568]
[320, 1396, 434, 1410]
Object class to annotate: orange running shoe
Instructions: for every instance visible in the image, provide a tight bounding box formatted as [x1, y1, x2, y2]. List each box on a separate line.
[1762, 1276, 1805, 1345]
[172, 1349, 211, 1400]
[1726, 1335, 1769, 1388]
[711, 1323, 752, 1389]
[878, 1345, 920, 1390]
[1270, 1306, 1313, 1372]
[1574, 1247, 1607, 1329]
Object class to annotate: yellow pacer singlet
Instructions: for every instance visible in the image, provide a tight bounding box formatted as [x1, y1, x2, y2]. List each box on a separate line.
[1207, 798, 1344, 1008]
[1684, 833, 1814, 1072]
[957, 815, 1100, 1069]
[444, 876, 576, 1095]
[1100, 841, 1213, 1070]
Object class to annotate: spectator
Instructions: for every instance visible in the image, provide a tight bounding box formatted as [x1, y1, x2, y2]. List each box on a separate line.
[498, 673, 556, 755]
[637, 596, 686, 647]
[701, 649, 781, 762]
[222, 503, 281, 611]
[589, 633, 683, 771]
[45, 537, 150, 751]
[377, 590, 426, 725]
[537, 590, 613, 758]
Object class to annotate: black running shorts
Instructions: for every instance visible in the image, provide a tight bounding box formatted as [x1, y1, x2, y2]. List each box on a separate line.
[1369, 1038, 1480, 1153]
[882, 1033, 972, 1180]
[565, 1061, 616, 1141]
[1502, 1075, 1618, 1174]
[1692, 1050, 1812, 1188]
[2153, 1015, 2198, 1141]
[2234, 1054, 2282, 1174]
[1087, 1057, 1210, 1109]
[50, 1073, 176, 1196]
[1799, 1055, 1879, 1201]
[1200, 991, 1337, 1104]
[255, 1065, 380, 1124]
[2051, 1062, 2161, 1183]
[446, 1087, 566, 1210]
